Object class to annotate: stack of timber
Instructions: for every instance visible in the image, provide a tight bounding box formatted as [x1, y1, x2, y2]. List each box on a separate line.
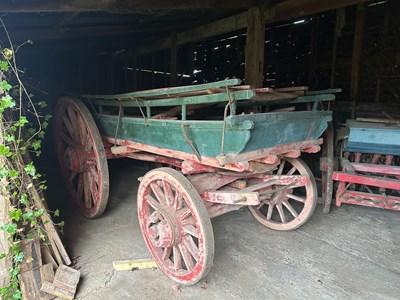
[17, 153, 77, 299]
[19, 239, 80, 300]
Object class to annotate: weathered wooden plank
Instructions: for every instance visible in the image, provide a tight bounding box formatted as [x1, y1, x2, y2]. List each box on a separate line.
[89, 89, 255, 108]
[0, 0, 261, 12]
[19, 264, 55, 300]
[113, 259, 158, 271]
[170, 31, 177, 86]
[250, 93, 335, 104]
[351, 3, 366, 118]
[40, 245, 58, 270]
[21, 153, 70, 266]
[20, 238, 42, 273]
[83, 78, 242, 100]
[40, 282, 73, 300]
[245, 8, 265, 87]
[52, 265, 80, 294]
[138, 11, 248, 54]
[0, 119, 11, 291]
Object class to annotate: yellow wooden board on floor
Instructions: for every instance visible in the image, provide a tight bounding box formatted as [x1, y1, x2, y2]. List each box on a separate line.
[113, 259, 158, 271]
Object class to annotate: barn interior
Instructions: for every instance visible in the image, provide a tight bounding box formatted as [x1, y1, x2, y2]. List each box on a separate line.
[0, 0, 399, 299]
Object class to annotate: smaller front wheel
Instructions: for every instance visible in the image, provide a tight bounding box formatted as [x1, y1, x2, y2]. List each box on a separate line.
[137, 168, 214, 285]
[249, 158, 317, 231]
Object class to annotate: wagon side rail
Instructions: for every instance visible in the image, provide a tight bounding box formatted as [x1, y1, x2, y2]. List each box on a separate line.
[103, 135, 323, 173]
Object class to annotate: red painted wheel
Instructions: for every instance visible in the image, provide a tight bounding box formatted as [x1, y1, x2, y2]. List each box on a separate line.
[138, 167, 214, 285]
[55, 97, 109, 218]
[249, 158, 317, 231]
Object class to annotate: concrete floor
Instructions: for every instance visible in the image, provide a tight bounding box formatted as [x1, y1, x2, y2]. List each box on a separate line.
[59, 160, 400, 300]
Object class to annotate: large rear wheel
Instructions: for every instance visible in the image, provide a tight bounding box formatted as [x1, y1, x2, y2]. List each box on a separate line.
[55, 97, 109, 218]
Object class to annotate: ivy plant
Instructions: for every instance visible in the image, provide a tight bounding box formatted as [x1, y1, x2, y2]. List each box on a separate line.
[0, 19, 61, 299]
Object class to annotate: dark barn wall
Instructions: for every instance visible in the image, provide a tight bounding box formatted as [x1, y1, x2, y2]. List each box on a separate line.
[8, 0, 400, 110]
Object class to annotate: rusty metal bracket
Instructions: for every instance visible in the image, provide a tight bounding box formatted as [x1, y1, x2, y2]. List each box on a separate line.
[181, 124, 202, 162]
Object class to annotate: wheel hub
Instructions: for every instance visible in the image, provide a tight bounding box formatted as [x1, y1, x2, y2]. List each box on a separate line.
[65, 147, 84, 173]
[146, 209, 179, 248]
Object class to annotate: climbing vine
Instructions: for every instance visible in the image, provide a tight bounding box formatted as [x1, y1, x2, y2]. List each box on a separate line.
[0, 18, 56, 299]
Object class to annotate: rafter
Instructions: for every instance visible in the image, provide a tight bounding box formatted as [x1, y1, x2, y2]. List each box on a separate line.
[0, 0, 262, 13]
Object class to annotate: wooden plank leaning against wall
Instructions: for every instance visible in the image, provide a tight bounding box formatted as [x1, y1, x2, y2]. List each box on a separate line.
[0, 118, 11, 291]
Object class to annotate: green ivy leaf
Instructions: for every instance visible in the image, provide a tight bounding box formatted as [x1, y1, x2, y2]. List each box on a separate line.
[1, 223, 17, 234]
[0, 60, 9, 71]
[0, 80, 12, 91]
[1, 95, 16, 109]
[13, 289, 22, 299]
[0, 145, 10, 156]
[38, 101, 47, 108]
[32, 140, 41, 151]
[54, 209, 60, 217]
[22, 211, 34, 220]
[13, 252, 24, 263]
[24, 162, 36, 176]
[18, 116, 28, 127]
[34, 208, 44, 217]
[9, 209, 22, 222]
[0, 253, 6, 260]
[20, 194, 28, 205]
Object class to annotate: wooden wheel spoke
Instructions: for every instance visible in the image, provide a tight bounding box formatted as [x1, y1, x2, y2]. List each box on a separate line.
[146, 195, 162, 211]
[276, 204, 286, 223]
[77, 116, 88, 143]
[62, 133, 74, 146]
[67, 107, 79, 132]
[89, 165, 99, 184]
[174, 193, 183, 210]
[179, 244, 194, 271]
[277, 160, 286, 175]
[283, 201, 298, 218]
[76, 173, 84, 201]
[183, 224, 198, 238]
[287, 167, 297, 175]
[162, 181, 174, 206]
[181, 216, 195, 227]
[173, 246, 182, 271]
[68, 171, 77, 182]
[62, 116, 76, 140]
[266, 204, 274, 220]
[83, 173, 92, 209]
[150, 182, 166, 204]
[287, 193, 305, 203]
[162, 247, 172, 261]
[88, 171, 99, 202]
[178, 207, 192, 221]
[182, 236, 200, 261]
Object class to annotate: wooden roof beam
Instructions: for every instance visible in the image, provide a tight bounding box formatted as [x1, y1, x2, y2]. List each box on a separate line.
[138, 0, 372, 54]
[0, 0, 262, 13]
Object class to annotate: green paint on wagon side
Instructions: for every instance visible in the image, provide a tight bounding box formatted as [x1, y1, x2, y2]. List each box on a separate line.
[93, 111, 332, 158]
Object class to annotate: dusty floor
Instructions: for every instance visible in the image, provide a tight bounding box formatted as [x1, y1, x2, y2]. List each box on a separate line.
[56, 160, 400, 300]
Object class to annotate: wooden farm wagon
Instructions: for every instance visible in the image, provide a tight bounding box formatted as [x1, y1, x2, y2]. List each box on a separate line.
[55, 79, 335, 284]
